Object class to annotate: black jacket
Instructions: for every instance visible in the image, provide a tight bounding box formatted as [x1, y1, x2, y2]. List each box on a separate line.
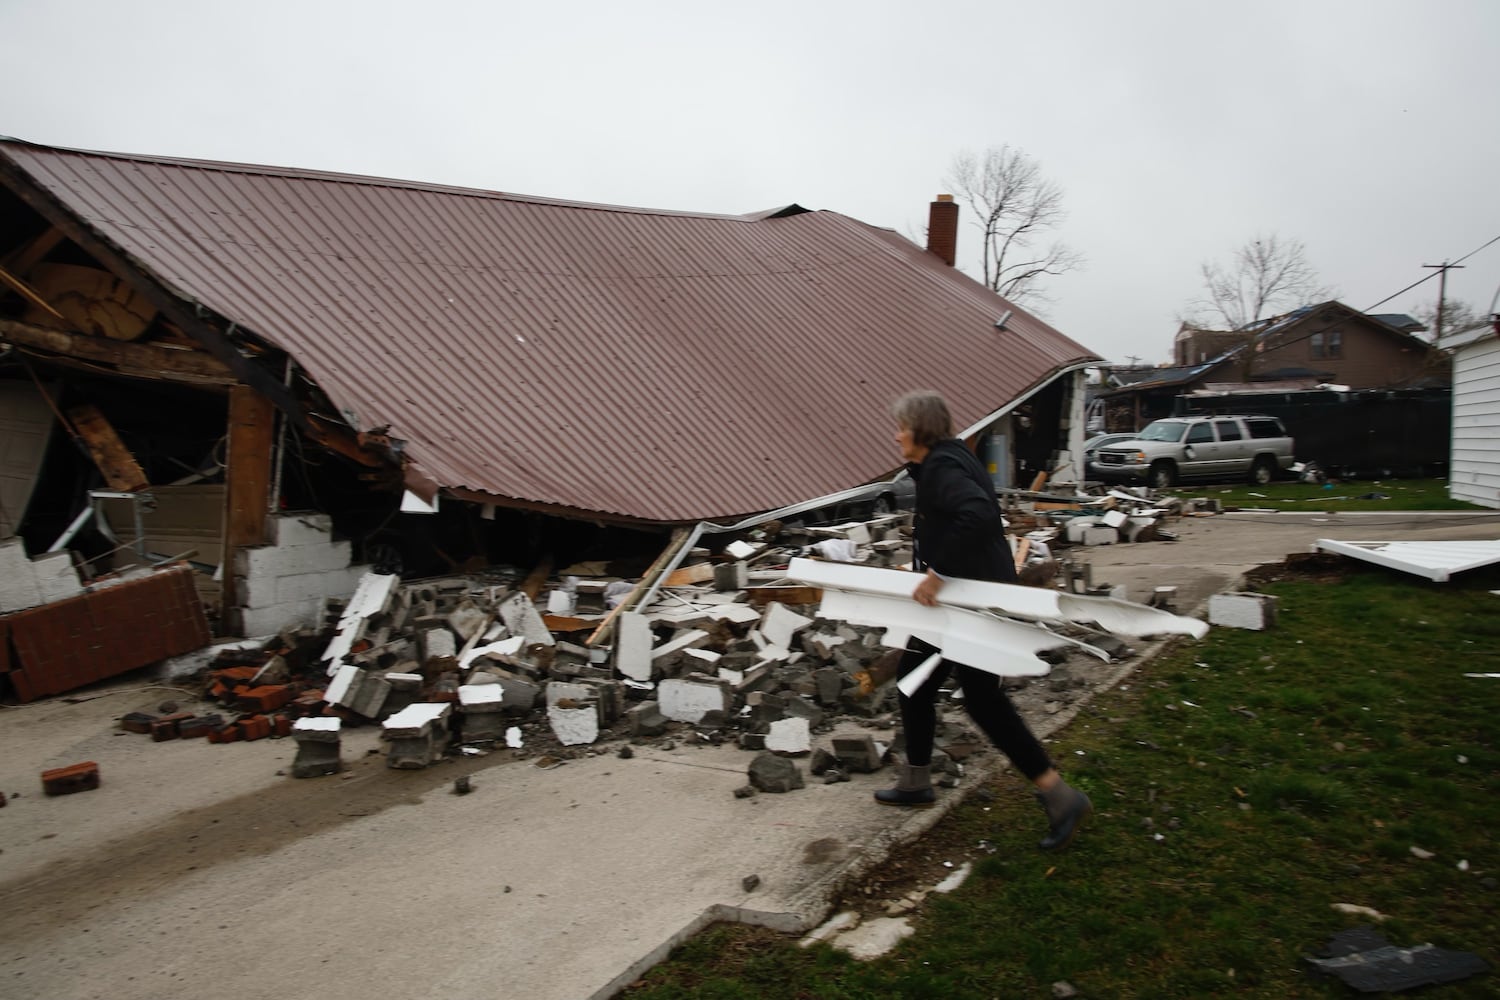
[907, 438, 1016, 584]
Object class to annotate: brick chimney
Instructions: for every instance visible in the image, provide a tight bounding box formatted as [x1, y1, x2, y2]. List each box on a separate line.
[926, 194, 958, 266]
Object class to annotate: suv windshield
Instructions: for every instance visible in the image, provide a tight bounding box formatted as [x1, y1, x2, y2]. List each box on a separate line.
[1137, 421, 1188, 443]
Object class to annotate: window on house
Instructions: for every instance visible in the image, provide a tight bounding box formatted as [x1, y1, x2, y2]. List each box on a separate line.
[1311, 329, 1343, 359]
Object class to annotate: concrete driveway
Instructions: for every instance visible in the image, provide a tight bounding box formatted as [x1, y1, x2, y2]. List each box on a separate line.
[2, 508, 1497, 1000]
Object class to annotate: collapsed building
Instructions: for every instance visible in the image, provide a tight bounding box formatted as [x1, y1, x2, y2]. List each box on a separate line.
[0, 137, 1103, 706]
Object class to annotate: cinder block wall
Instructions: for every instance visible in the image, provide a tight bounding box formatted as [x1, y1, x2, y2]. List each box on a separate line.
[231, 514, 369, 636]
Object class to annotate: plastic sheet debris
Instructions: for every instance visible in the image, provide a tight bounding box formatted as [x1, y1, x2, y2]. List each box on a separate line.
[1306, 927, 1488, 993]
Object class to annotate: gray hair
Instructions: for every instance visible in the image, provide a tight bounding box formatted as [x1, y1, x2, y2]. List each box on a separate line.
[891, 390, 953, 447]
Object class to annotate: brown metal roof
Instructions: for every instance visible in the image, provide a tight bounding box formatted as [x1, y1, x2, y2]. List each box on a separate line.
[0, 140, 1100, 523]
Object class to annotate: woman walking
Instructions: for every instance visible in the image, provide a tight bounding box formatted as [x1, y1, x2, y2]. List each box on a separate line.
[877, 389, 1091, 851]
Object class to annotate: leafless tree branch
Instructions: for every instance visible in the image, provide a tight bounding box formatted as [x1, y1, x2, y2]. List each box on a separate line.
[944, 145, 1082, 309]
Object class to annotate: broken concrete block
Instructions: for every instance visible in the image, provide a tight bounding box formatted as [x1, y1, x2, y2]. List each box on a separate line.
[614, 611, 654, 682]
[761, 602, 813, 649]
[381, 670, 424, 715]
[1208, 592, 1278, 630]
[321, 571, 399, 668]
[499, 591, 555, 646]
[0, 538, 44, 612]
[805, 631, 847, 660]
[31, 551, 83, 604]
[490, 670, 541, 712]
[447, 600, 489, 640]
[382, 703, 451, 768]
[422, 627, 458, 661]
[1081, 525, 1118, 545]
[783, 694, 824, 729]
[657, 676, 731, 724]
[325, 664, 392, 719]
[725, 539, 763, 560]
[747, 690, 786, 728]
[651, 628, 711, 672]
[548, 703, 599, 746]
[831, 734, 884, 773]
[458, 683, 506, 742]
[765, 717, 811, 754]
[291, 717, 342, 777]
[627, 700, 668, 737]
[713, 561, 748, 591]
[810, 746, 839, 775]
[1063, 517, 1099, 544]
[814, 667, 845, 706]
[747, 751, 804, 793]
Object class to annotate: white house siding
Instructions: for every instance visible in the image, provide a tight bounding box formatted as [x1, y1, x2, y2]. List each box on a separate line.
[1449, 330, 1500, 509]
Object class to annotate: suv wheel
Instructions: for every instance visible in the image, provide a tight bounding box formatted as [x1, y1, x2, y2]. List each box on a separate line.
[1249, 457, 1275, 485]
[1148, 461, 1176, 489]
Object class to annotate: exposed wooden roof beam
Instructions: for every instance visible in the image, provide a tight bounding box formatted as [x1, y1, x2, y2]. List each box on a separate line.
[0, 317, 236, 383]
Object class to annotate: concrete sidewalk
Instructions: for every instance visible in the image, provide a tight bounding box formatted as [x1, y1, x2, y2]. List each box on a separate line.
[1, 509, 1496, 1000]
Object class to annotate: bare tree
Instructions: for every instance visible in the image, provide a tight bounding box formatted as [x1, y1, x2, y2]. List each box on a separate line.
[1192, 234, 1332, 331]
[944, 146, 1082, 309]
[1413, 297, 1487, 340]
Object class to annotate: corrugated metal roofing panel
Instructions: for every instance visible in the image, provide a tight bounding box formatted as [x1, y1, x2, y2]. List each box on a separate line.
[0, 140, 1099, 522]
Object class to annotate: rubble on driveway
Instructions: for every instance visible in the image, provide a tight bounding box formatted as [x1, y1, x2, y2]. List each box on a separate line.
[105, 495, 1213, 787]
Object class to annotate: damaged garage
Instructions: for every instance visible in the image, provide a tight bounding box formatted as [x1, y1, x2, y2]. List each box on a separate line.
[0, 137, 1099, 705]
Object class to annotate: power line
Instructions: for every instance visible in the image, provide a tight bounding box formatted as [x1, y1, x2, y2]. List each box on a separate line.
[1365, 233, 1499, 312]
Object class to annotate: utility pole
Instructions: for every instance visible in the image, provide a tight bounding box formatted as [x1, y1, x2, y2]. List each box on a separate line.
[1422, 261, 1466, 339]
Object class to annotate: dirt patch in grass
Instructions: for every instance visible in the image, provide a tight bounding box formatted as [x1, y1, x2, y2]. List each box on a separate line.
[1244, 550, 1361, 587]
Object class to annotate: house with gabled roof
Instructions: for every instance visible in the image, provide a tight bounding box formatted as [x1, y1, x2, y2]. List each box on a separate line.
[0, 139, 1099, 633]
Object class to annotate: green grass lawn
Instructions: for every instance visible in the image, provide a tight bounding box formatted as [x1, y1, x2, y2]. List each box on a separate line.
[1183, 477, 1478, 512]
[624, 559, 1500, 999]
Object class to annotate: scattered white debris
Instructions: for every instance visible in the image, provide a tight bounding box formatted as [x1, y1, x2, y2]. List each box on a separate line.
[1410, 846, 1435, 860]
[1332, 903, 1388, 921]
[828, 916, 915, 960]
[933, 862, 972, 893]
[799, 910, 861, 948]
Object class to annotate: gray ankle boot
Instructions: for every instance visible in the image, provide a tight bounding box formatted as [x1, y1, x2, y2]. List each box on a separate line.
[1036, 779, 1092, 850]
[874, 764, 936, 808]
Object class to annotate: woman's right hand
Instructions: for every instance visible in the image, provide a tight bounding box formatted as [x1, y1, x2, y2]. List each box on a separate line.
[912, 570, 943, 607]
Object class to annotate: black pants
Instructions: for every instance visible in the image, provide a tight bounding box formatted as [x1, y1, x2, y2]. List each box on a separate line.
[896, 637, 1053, 780]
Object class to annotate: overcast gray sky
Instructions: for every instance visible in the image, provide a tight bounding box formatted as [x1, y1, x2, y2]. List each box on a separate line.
[3, 0, 1496, 364]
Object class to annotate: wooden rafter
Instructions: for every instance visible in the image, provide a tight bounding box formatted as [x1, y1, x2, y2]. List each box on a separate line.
[0, 317, 236, 383]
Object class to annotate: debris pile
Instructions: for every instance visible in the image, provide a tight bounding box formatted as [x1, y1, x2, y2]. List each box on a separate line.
[107, 503, 1203, 782]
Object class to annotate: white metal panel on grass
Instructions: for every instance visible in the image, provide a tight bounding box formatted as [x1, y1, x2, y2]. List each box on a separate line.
[1315, 539, 1500, 582]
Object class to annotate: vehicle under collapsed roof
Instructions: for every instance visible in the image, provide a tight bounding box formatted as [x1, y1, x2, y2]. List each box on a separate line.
[0, 138, 1099, 640]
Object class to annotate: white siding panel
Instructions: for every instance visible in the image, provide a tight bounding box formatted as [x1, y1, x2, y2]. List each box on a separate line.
[1450, 337, 1500, 509]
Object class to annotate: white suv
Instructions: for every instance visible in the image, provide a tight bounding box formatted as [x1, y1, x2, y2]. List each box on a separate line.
[1091, 415, 1295, 488]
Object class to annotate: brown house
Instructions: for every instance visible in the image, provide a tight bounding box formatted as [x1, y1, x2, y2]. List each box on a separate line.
[1234, 301, 1442, 387]
[1176, 301, 1444, 389]
[1172, 322, 1240, 366]
[1096, 302, 1449, 434]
